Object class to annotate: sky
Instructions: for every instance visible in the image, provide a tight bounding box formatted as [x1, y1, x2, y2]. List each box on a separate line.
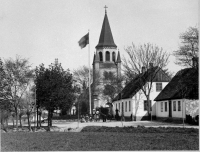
[0, 0, 199, 74]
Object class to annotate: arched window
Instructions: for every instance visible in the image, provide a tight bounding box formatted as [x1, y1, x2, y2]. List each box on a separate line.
[99, 52, 103, 61]
[112, 52, 116, 62]
[106, 51, 110, 61]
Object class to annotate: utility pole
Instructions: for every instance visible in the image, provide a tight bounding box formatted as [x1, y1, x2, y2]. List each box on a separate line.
[34, 84, 36, 132]
[182, 99, 185, 128]
[78, 98, 80, 128]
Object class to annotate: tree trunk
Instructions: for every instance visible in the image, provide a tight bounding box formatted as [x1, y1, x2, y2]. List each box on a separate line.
[19, 115, 22, 127]
[12, 116, 15, 127]
[147, 96, 151, 120]
[47, 110, 50, 131]
[27, 114, 31, 131]
[1, 112, 5, 130]
[37, 107, 39, 127]
[134, 115, 136, 121]
[15, 108, 19, 130]
[50, 111, 53, 127]
[39, 113, 41, 128]
[5, 118, 8, 130]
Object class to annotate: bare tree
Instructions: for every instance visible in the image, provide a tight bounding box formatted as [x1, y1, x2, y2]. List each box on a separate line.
[173, 27, 199, 67]
[123, 43, 170, 119]
[103, 71, 124, 102]
[73, 65, 102, 113]
[73, 66, 92, 87]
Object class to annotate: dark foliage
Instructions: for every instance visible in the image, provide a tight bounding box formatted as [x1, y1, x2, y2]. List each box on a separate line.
[35, 59, 74, 127]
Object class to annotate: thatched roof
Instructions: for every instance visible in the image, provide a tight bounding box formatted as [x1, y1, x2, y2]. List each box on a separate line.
[154, 68, 199, 101]
[113, 67, 171, 101]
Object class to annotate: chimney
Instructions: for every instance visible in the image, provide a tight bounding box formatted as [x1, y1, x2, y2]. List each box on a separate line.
[149, 63, 153, 69]
[142, 66, 146, 73]
[192, 57, 198, 68]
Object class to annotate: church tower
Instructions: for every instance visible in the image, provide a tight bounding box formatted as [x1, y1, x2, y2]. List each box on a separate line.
[92, 7, 121, 109]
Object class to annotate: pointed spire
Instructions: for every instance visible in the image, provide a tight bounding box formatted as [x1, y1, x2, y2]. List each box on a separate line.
[117, 51, 121, 63]
[96, 10, 117, 49]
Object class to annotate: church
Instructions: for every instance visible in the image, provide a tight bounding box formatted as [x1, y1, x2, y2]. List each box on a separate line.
[92, 8, 121, 110]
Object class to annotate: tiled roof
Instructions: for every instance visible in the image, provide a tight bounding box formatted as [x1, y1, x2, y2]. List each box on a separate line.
[96, 13, 117, 49]
[154, 68, 199, 101]
[113, 67, 171, 101]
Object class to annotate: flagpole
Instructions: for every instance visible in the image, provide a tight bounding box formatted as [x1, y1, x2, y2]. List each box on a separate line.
[88, 30, 92, 115]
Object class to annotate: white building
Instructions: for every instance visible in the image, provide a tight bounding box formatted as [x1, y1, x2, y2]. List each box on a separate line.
[154, 67, 199, 121]
[113, 65, 171, 120]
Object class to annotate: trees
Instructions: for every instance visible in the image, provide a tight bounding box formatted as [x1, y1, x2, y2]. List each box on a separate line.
[0, 56, 34, 130]
[103, 71, 123, 102]
[0, 58, 11, 130]
[174, 27, 199, 67]
[123, 43, 170, 119]
[21, 87, 35, 130]
[73, 66, 101, 114]
[73, 66, 92, 88]
[35, 59, 74, 129]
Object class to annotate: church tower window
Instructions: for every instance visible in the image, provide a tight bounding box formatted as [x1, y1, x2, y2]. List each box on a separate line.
[112, 52, 116, 62]
[106, 51, 110, 61]
[99, 52, 103, 61]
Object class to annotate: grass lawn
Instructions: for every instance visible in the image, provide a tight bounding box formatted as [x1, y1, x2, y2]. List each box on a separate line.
[1, 126, 199, 151]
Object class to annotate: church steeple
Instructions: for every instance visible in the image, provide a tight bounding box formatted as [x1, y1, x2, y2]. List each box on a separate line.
[95, 8, 117, 49]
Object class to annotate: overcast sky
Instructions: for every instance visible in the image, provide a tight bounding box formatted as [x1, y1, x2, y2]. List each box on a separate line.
[0, 0, 198, 74]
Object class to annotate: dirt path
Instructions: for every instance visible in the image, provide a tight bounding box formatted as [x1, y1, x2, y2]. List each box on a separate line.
[51, 120, 199, 132]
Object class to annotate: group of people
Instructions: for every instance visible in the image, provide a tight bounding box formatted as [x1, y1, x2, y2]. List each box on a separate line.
[80, 110, 100, 123]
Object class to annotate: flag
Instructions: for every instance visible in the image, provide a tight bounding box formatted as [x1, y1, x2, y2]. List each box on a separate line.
[78, 33, 89, 49]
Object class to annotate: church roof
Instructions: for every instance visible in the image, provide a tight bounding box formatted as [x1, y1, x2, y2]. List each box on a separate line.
[96, 12, 117, 49]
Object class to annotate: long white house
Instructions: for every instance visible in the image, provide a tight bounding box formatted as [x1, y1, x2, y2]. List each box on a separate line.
[112, 65, 171, 121]
[154, 66, 199, 121]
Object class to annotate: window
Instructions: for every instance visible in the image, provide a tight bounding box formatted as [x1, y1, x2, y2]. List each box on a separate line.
[106, 51, 110, 61]
[156, 83, 162, 92]
[144, 100, 152, 111]
[161, 102, 163, 112]
[129, 101, 131, 111]
[178, 101, 181, 111]
[165, 102, 167, 112]
[173, 101, 176, 111]
[112, 52, 116, 62]
[99, 52, 103, 61]
[125, 101, 127, 112]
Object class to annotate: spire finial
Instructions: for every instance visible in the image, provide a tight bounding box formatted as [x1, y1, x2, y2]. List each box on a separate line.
[104, 5, 108, 14]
